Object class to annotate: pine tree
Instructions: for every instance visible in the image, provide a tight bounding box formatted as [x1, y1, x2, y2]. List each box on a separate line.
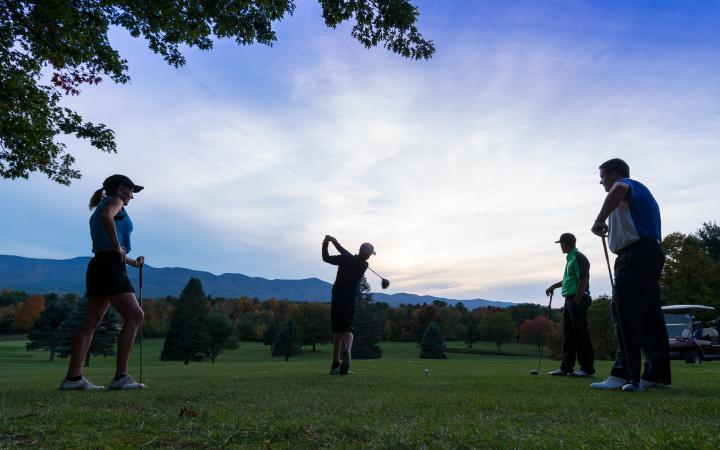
[419, 321, 447, 359]
[160, 278, 210, 364]
[26, 295, 75, 361]
[272, 318, 301, 361]
[352, 277, 383, 359]
[207, 311, 234, 363]
[465, 318, 479, 348]
[56, 298, 121, 367]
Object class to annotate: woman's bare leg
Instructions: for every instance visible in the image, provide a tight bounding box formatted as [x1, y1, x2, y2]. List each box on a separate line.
[66, 297, 110, 378]
[108, 292, 144, 377]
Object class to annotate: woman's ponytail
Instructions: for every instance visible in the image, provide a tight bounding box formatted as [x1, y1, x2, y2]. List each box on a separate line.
[89, 188, 105, 210]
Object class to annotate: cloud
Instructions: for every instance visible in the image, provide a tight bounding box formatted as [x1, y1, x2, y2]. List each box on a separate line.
[3, 1, 719, 303]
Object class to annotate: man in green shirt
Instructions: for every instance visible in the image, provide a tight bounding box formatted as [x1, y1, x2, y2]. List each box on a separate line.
[545, 233, 595, 377]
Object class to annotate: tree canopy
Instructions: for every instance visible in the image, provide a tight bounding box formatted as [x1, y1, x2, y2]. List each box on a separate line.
[1, 0, 434, 184]
[478, 311, 515, 352]
[662, 231, 720, 309]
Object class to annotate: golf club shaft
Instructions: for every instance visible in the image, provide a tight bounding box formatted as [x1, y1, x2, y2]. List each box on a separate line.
[602, 236, 614, 290]
[139, 264, 143, 383]
[536, 292, 553, 373]
[367, 266, 385, 282]
[602, 235, 633, 384]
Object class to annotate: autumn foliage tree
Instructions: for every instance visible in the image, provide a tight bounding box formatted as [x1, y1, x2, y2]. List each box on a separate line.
[11, 295, 45, 332]
[25, 295, 75, 361]
[519, 316, 555, 352]
[411, 305, 441, 341]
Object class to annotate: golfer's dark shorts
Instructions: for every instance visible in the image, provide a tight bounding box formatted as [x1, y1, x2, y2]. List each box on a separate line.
[86, 251, 135, 297]
[331, 286, 357, 333]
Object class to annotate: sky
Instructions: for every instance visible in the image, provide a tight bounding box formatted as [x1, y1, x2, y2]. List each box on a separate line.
[2, 0, 719, 304]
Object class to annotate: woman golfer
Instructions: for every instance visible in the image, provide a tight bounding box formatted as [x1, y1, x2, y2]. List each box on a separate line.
[60, 175, 147, 390]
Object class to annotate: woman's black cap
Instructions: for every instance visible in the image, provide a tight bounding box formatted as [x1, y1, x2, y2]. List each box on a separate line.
[103, 174, 144, 192]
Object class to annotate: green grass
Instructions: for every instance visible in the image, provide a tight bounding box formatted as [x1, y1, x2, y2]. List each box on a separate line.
[1, 338, 718, 449]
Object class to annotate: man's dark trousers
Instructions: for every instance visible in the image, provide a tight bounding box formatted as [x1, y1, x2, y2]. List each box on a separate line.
[561, 294, 595, 374]
[610, 239, 671, 385]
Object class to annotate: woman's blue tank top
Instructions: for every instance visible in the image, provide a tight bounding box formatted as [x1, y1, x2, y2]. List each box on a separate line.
[90, 196, 133, 253]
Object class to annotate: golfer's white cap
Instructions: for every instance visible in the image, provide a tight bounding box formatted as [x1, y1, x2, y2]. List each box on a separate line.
[359, 242, 376, 256]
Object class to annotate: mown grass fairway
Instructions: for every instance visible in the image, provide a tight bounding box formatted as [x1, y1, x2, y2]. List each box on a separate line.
[1, 338, 718, 449]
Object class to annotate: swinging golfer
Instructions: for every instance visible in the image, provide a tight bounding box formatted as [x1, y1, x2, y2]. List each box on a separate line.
[590, 159, 671, 392]
[60, 175, 147, 390]
[545, 233, 595, 377]
[322, 235, 375, 375]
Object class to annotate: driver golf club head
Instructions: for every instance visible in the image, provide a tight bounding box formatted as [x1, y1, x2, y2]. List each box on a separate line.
[381, 279, 390, 289]
[530, 370, 539, 376]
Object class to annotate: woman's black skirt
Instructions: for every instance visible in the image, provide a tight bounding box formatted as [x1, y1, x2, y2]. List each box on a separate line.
[86, 251, 135, 297]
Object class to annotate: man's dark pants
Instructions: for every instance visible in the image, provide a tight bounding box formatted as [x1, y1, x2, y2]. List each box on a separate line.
[610, 239, 671, 384]
[561, 294, 595, 374]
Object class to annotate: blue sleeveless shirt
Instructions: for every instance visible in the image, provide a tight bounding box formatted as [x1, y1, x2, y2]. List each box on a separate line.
[607, 178, 661, 253]
[90, 196, 133, 253]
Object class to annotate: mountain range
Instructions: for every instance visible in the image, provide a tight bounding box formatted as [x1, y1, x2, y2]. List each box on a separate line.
[0, 255, 512, 309]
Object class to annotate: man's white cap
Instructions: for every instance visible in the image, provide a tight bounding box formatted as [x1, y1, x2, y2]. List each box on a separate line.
[359, 242, 376, 256]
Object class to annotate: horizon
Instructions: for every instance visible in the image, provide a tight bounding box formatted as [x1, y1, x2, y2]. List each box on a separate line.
[0, 253, 515, 305]
[2, 1, 719, 303]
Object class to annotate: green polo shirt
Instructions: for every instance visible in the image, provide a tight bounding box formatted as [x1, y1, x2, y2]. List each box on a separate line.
[561, 248, 590, 297]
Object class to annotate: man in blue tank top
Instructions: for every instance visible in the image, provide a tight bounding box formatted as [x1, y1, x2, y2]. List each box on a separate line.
[590, 158, 671, 392]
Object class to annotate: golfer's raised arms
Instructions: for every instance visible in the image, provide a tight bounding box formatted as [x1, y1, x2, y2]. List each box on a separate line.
[322, 235, 375, 375]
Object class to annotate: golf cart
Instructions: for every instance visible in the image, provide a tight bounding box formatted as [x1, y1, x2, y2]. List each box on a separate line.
[662, 305, 720, 364]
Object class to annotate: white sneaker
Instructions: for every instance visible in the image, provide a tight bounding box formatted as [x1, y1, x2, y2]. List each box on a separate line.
[590, 376, 627, 390]
[108, 374, 147, 390]
[640, 379, 672, 389]
[59, 376, 105, 391]
[621, 383, 644, 393]
[569, 369, 591, 377]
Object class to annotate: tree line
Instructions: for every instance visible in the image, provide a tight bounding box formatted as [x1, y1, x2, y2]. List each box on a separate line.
[4, 221, 718, 363]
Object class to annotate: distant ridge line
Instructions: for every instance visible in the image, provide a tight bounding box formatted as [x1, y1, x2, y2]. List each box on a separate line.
[0, 254, 513, 308]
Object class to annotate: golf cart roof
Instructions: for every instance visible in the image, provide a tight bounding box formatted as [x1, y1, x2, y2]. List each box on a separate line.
[662, 305, 716, 311]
